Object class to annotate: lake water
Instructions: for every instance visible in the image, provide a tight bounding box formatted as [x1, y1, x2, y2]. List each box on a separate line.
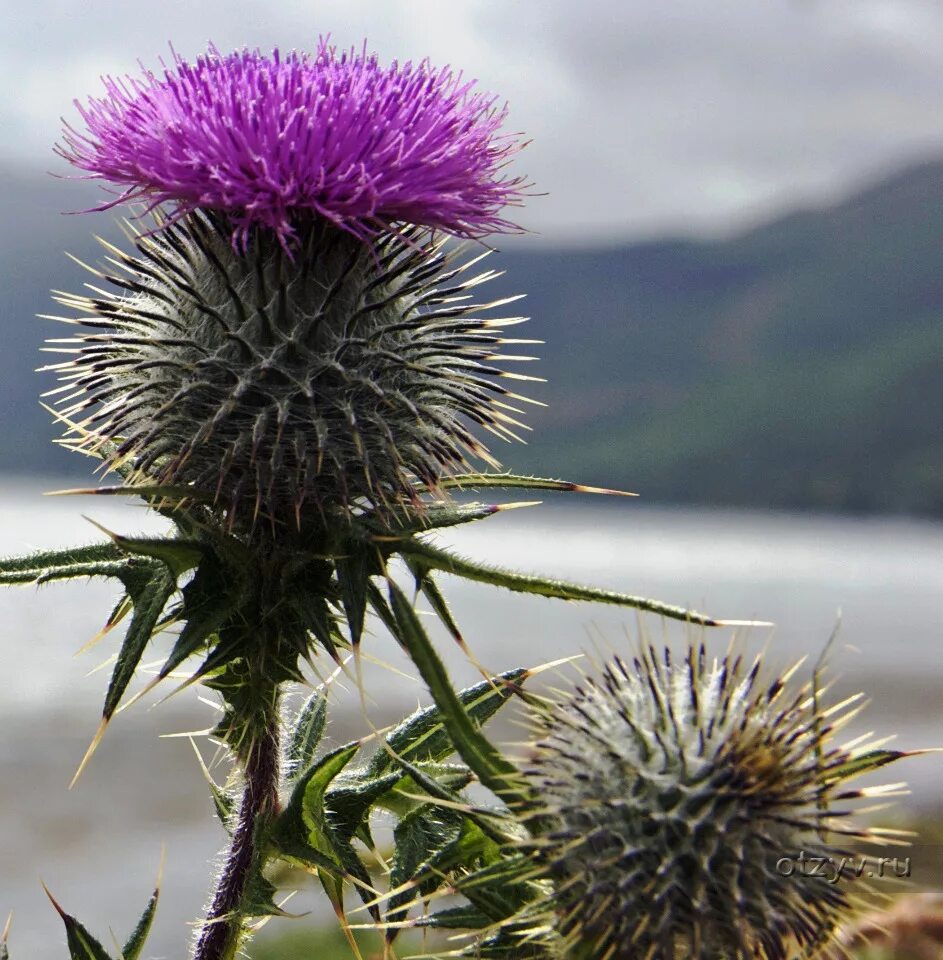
[2, 479, 941, 958]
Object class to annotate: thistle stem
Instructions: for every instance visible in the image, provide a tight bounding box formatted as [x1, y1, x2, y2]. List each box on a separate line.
[194, 697, 281, 960]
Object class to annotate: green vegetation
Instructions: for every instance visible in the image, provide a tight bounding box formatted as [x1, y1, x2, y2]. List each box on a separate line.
[499, 160, 943, 515]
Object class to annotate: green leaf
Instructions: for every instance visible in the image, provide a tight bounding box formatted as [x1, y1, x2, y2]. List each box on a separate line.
[51, 483, 216, 504]
[0, 542, 126, 586]
[120, 886, 159, 960]
[456, 852, 542, 898]
[321, 829, 381, 922]
[271, 743, 360, 870]
[325, 759, 474, 847]
[210, 781, 236, 832]
[398, 538, 723, 627]
[372, 502, 506, 537]
[106, 533, 204, 577]
[241, 870, 284, 920]
[301, 743, 360, 843]
[334, 533, 383, 646]
[387, 582, 524, 806]
[335, 547, 375, 646]
[304, 595, 344, 662]
[156, 557, 239, 681]
[388, 805, 465, 925]
[285, 692, 328, 781]
[413, 904, 496, 930]
[825, 748, 923, 784]
[462, 925, 556, 959]
[380, 753, 513, 848]
[410, 566, 466, 647]
[103, 562, 177, 720]
[44, 887, 113, 960]
[433, 472, 636, 498]
[445, 854, 551, 934]
[321, 768, 401, 838]
[365, 581, 399, 636]
[367, 669, 528, 777]
[299, 744, 376, 915]
[372, 762, 473, 816]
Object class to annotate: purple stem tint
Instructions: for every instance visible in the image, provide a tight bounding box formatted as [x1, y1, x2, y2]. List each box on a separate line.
[193, 712, 281, 960]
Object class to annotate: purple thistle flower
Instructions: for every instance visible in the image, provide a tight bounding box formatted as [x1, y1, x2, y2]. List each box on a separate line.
[58, 40, 529, 248]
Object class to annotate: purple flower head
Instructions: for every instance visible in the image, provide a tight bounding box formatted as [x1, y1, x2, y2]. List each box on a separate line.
[58, 40, 529, 248]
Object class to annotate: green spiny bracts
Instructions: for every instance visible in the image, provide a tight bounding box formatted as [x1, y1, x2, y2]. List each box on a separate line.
[43, 212, 538, 533]
[511, 645, 917, 960]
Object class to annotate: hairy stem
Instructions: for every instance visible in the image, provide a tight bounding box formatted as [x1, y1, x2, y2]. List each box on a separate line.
[194, 697, 281, 960]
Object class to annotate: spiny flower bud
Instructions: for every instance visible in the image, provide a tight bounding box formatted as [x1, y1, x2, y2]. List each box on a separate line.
[517, 645, 915, 960]
[48, 42, 537, 533]
[45, 214, 537, 530]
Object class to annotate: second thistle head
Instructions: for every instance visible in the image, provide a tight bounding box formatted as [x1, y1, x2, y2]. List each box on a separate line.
[46, 42, 536, 535]
[511, 645, 918, 960]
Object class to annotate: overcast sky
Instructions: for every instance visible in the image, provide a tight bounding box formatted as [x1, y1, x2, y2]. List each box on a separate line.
[3, 0, 943, 244]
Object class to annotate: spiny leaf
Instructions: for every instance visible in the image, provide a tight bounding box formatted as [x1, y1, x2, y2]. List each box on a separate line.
[365, 581, 399, 637]
[325, 761, 472, 842]
[271, 743, 360, 869]
[43, 886, 113, 960]
[381, 753, 513, 847]
[367, 669, 528, 777]
[209, 782, 236, 832]
[190, 740, 236, 832]
[387, 581, 524, 806]
[388, 805, 466, 930]
[271, 744, 373, 904]
[398, 538, 725, 627]
[461, 924, 557, 959]
[296, 744, 381, 920]
[455, 852, 542, 897]
[241, 870, 288, 920]
[48, 483, 216, 504]
[410, 565, 467, 648]
[434, 472, 637, 497]
[375, 762, 474, 816]
[449, 854, 549, 926]
[103, 562, 177, 720]
[0, 542, 126, 586]
[413, 904, 496, 930]
[89, 523, 204, 577]
[336, 546, 377, 646]
[371, 502, 515, 537]
[286, 692, 328, 781]
[301, 593, 345, 663]
[301, 743, 361, 842]
[155, 557, 240, 682]
[322, 828, 381, 922]
[825, 748, 937, 784]
[352, 760, 471, 806]
[120, 885, 159, 960]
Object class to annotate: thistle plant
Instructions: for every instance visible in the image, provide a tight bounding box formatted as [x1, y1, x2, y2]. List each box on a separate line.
[2, 36, 929, 960]
[0, 39, 753, 960]
[380, 640, 926, 960]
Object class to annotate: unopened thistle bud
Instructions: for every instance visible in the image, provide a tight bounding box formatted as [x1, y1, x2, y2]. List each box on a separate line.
[516, 646, 916, 960]
[47, 41, 533, 532]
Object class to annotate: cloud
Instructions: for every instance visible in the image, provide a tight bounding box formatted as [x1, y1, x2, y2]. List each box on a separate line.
[3, 0, 942, 242]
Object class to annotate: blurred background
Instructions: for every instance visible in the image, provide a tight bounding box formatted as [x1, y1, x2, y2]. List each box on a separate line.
[2, 1, 942, 957]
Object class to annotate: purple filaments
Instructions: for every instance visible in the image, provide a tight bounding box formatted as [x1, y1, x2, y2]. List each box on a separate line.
[59, 41, 528, 248]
